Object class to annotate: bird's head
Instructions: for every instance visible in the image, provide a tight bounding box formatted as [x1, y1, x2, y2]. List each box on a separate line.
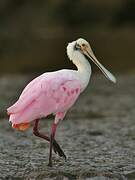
[67, 38, 116, 83]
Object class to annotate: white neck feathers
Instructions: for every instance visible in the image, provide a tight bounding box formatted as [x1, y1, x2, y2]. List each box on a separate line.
[67, 41, 91, 90]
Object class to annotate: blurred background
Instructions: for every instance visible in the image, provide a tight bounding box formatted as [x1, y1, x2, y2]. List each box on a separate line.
[0, 0, 135, 75]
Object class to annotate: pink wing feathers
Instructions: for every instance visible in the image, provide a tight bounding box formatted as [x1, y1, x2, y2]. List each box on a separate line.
[7, 71, 81, 125]
[7, 72, 51, 114]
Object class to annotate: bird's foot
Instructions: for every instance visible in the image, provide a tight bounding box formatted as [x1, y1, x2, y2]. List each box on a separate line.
[53, 140, 67, 161]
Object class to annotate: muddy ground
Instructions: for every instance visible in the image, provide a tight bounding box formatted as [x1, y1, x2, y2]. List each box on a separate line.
[0, 73, 135, 179]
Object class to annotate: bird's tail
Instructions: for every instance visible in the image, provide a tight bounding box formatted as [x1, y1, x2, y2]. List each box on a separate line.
[8, 113, 30, 131]
[12, 122, 30, 131]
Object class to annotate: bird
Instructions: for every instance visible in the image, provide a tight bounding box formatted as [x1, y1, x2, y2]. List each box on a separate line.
[7, 38, 116, 167]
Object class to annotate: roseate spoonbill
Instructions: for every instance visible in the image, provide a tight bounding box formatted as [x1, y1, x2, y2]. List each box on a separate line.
[7, 38, 116, 166]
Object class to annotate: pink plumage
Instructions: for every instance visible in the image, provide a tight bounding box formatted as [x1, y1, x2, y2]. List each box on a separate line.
[7, 70, 81, 126]
[7, 38, 116, 166]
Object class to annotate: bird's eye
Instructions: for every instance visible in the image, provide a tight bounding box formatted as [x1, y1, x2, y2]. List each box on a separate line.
[74, 43, 80, 50]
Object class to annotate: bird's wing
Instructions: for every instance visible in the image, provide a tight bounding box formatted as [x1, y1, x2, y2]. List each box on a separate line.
[43, 78, 81, 114]
[20, 72, 50, 97]
[7, 80, 43, 114]
[7, 72, 50, 114]
[7, 71, 81, 115]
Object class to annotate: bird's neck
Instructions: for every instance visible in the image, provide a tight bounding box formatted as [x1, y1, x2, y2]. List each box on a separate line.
[67, 41, 91, 91]
[73, 51, 92, 91]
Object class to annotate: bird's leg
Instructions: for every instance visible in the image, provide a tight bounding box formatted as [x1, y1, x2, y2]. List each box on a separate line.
[48, 122, 57, 167]
[33, 119, 49, 141]
[33, 119, 66, 159]
[48, 112, 67, 167]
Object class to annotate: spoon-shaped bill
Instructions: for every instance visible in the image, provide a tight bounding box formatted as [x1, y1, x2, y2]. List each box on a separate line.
[86, 49, 116, 83]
